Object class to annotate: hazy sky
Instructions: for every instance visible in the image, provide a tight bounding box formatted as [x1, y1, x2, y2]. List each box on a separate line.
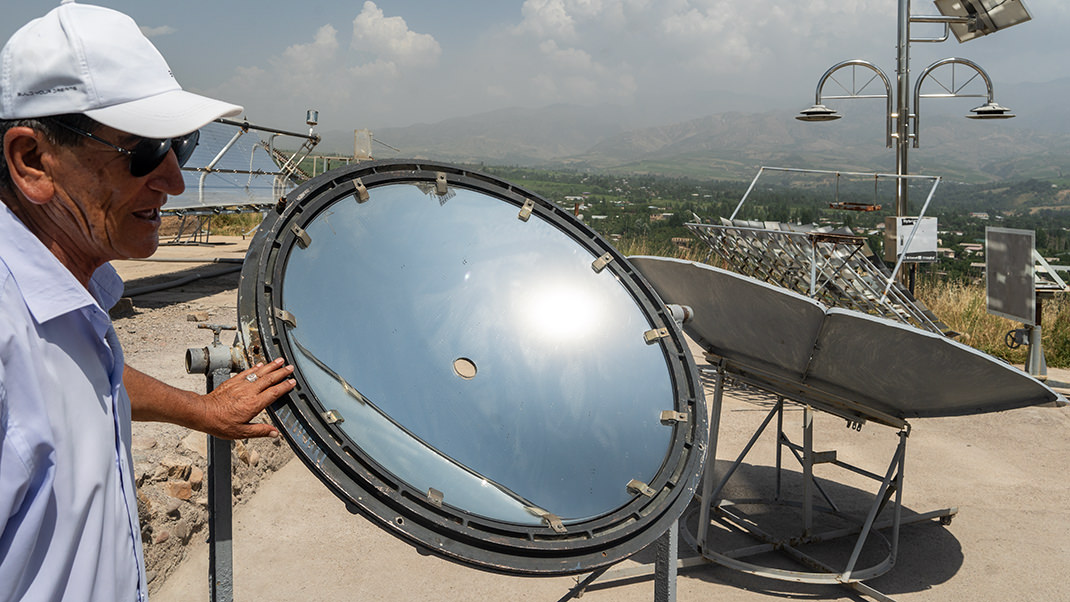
[4, 1, 1067, 132]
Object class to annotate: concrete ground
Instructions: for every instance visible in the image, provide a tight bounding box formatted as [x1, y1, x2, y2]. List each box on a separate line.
[119, 237, 1070, 602]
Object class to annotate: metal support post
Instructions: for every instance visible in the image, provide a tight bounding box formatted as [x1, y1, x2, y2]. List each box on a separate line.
[654, 520, 679, 602]
[185, 324, 242, 602]
[1027, 296, 1048, 380]
[775, 399, 784, 501]
[802, 406, 815, 536]
[206, 370, 234, 602]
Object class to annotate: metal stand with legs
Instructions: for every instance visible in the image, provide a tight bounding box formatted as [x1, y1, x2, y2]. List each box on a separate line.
[687, 361, 957, 602]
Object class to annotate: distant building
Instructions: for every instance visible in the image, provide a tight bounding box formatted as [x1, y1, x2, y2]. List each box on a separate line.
[969, 212, 990, 220]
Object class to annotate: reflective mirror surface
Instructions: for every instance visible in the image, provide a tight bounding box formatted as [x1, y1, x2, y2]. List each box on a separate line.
[239, 162, 706, 574]
[280, 184, 674, 524]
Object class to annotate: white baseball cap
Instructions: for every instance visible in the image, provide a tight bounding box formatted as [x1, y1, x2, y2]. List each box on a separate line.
[0, 0, 242, 139]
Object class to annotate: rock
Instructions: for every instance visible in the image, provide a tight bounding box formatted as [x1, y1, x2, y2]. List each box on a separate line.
[173, 519, 191, 544]
[137, 491, 152, 522]
[152, 464, 170, 482]
[181, 432, 208, 458]
[164, 499, 182, 518]
[186, 311, 211, 322]
[131, 436, 157, 451]
[165, 480, 193, 501]
[234, 440, 249, 465]
[160, 457, 192, 480]
[153, 531, 170, 545]
[189, 466, 205, 491]
[109, 297, 135, 319]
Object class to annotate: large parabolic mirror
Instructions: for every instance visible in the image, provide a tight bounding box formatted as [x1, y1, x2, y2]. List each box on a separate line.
[236, 160, 707, 574]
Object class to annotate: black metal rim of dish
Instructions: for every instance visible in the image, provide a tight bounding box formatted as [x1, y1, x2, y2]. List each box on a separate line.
[236, 159, 707, 575]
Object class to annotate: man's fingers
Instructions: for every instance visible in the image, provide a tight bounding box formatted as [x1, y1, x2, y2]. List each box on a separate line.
[234, 422, 279, 440]
[235, 358, 294, 391]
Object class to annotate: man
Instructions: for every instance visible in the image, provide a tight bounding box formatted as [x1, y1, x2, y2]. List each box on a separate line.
[0, 2, 296, 600]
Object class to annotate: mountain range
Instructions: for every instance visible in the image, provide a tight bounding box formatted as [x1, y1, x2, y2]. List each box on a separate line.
[312, 78, 1070, 183]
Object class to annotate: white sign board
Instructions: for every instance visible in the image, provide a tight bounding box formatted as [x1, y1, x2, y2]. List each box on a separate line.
[884, 216, 938, 263]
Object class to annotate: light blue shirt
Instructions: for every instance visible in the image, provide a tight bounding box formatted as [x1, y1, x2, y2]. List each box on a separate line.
[0, 205, 146, 601]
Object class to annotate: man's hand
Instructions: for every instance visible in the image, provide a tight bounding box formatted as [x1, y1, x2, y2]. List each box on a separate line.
[126, 359, 296, 440]
[202, 358, 296, 439]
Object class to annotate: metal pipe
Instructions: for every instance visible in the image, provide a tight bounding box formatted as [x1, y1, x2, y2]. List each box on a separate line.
[123, 265, 243, 297]
[217, 118, 319, 142]
[896, 0, 912, 217]
[125, 257, 244, 264]
[912, 57, 997, 147]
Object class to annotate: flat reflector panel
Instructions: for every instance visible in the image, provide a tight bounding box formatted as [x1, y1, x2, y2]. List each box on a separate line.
[986, 227, 1036, 325]
[631, 256, 1062, 425]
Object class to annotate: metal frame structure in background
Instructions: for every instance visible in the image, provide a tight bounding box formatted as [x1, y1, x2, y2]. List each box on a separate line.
[691, 166, 955, 337]
[165, 116, 322, 244]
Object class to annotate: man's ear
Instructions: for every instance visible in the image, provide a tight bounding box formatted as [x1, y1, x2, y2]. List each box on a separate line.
[4, 127, 56, 205]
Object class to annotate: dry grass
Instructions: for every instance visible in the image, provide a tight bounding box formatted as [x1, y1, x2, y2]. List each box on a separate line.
[916, 277, 1070, 368]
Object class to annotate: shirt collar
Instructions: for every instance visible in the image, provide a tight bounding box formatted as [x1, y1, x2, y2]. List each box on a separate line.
[0, 204, 124, 324]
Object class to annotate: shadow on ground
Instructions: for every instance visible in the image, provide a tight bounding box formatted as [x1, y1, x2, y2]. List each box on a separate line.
[575, 460, 962, 601]
[121, 264, 244, 309]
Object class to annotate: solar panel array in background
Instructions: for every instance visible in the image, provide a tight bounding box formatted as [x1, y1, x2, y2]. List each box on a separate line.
[165, 121, 291, 212]
[688, 219, 956, 336]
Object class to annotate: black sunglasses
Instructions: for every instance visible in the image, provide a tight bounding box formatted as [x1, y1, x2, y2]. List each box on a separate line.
[52, 120, 200, 177]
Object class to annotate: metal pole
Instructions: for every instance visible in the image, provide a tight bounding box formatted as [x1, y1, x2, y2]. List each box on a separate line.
[654, 520, 679, 602]
[1028, 296, 1047, 379]
[896, 0, 912, 217]
[775, 398, 784, 502]
[186, 325, 240, 602]
[802, 406, 814, 536]
[207, 370, 234, 602]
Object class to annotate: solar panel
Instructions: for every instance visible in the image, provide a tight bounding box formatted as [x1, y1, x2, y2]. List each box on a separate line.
[164, 119, 318, 214]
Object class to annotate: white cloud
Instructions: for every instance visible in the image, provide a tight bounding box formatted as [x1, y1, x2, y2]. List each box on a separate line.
[352, 1, 441, 68]
[205, 2, 443, 128]
[273, 24, 340, 87]
[199, 0, 1065, 131]
[140, 25, 176, 37]
[516, 0, 578, 39]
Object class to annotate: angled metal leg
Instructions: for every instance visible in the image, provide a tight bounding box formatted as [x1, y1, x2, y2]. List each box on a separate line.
[697, 360, 726, 552]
